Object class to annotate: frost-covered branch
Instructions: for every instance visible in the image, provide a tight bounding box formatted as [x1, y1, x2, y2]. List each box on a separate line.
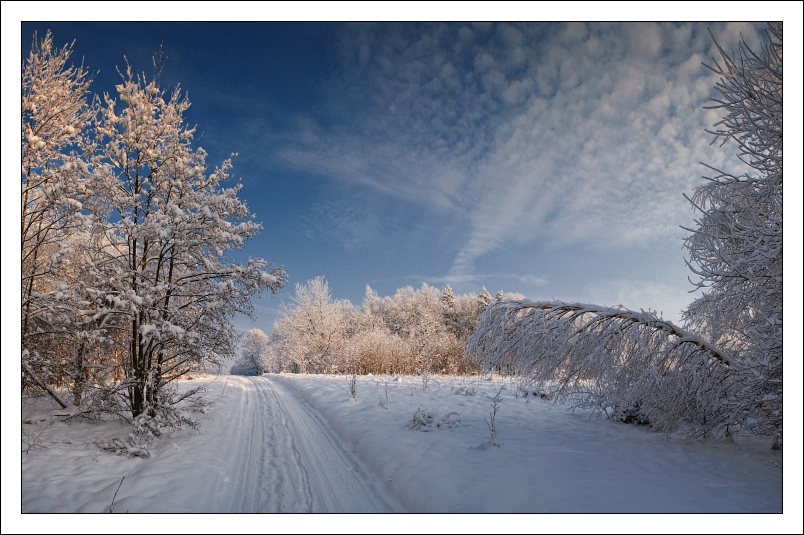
[22, 358, 68, 409]
[466, 300, 740, 437]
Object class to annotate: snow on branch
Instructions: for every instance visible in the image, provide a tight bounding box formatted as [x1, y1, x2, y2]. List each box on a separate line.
[466, 300, 740, 437]
[468, 300, 736, 367]
[22, 358, 68, 409]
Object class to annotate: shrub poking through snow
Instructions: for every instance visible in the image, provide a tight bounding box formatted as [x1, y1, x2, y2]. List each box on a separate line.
[416, 365, 432, 391]
[481, 388, 503, 449]
[453, 382, 477, 396]
[347, 366, 358, 401]
[94, 436, 150, 458]
[408, 406, 464, 431]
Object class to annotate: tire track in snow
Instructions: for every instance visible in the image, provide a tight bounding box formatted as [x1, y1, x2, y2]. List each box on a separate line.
[254, 376, 312, 512]
[227, 377, 264, 512]
[265, 376, 404, 512]
[225, 376, 310, 512]
[223, 375, 401, 512]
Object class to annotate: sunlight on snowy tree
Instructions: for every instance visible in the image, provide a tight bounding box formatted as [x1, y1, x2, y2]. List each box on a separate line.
[272, 277, 355, 374]
[21, 31, 96, 408]
[271, 281, 489, 376]
[477, 286, 491, 313]
[442, 285, 455, 307]
[466, 23, 783, 447]
[81, 60, 285, 420]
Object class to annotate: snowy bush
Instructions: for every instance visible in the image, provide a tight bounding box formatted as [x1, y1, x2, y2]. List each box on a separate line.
[94, 436, 150, 459]
[85, 380, 203, 453]
[453, 381, 477, 396]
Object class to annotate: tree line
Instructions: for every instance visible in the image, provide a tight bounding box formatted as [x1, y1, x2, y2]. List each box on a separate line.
[233, 278, 522, 377]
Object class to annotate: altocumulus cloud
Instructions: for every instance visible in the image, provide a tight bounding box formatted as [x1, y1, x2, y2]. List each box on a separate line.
[274, 22, 764, 281]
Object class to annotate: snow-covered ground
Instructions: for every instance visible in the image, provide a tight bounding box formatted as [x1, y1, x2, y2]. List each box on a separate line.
[12, 373, 797, 532]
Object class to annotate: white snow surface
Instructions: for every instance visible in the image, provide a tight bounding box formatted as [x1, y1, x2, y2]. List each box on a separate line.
[12, 373, 798, 532]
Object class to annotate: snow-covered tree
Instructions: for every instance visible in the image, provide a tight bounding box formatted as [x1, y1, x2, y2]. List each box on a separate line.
[477, 287, 491, 312]
[441, 284, 460, 341]
[232, 329, 270, 376]
[467, 301, 737, 436]
[21, 31, 95, 406]
[682, 22, 783, 446]
[83, 63, 285, 418]
[466, 23, 783, 446]
[496, 290, 525, 303]
[271, 281, 486, 375]
[442, 285, 455, 307]
[402, 284, 455, 375]
[272, 277, 354, 373]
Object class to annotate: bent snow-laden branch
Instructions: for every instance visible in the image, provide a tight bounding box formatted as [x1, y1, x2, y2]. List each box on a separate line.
[483, 300, 735, 364]
[466, 300, 740, 437]
[22, 358, 68, 409]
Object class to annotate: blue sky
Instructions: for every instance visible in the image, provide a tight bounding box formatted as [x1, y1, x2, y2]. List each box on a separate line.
[8, 7, 801, 340]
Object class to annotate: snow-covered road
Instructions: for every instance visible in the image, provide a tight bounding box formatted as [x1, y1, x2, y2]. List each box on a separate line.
[20, 375, 403, 513]
[225, 376, 401, 512]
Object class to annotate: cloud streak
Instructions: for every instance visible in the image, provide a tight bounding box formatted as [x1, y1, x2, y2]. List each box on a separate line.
[273, 22, 766, 285]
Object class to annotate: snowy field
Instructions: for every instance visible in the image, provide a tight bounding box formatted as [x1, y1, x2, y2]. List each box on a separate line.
[15, 373, 795, 532]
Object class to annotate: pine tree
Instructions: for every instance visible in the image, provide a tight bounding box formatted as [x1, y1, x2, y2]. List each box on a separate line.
[442, 285, 455, 308]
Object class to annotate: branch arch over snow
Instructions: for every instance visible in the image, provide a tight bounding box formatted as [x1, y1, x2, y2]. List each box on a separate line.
[466, 300, 739, 436]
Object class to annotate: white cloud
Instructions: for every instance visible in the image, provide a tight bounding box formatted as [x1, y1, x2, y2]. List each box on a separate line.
[273, 22, 771, 285]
